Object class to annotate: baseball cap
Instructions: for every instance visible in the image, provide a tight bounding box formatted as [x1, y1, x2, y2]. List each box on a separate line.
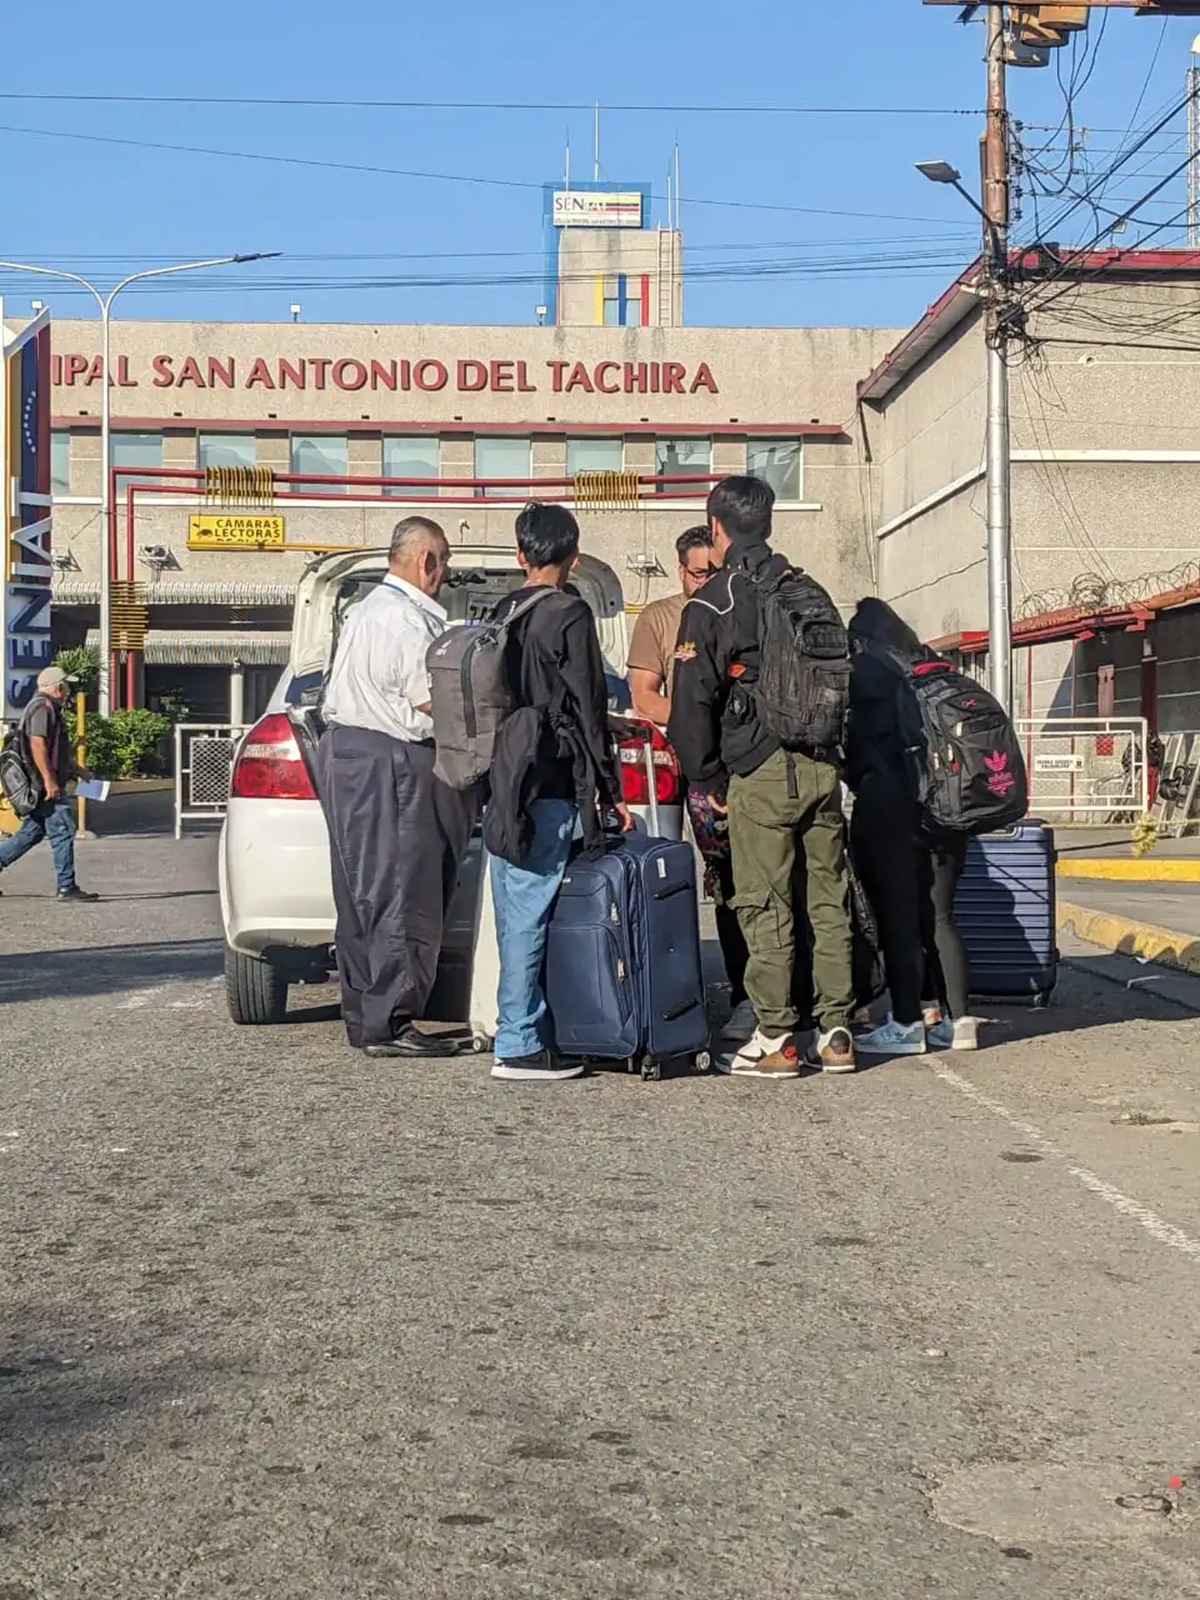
[36, 666, 78, 692]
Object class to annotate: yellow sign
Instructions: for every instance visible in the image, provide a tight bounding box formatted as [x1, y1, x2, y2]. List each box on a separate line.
[188, 514, 286, 550]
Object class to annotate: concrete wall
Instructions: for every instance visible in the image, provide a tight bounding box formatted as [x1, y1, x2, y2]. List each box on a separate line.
[556, 229, 683, 327]
[49, 319, 899, 615]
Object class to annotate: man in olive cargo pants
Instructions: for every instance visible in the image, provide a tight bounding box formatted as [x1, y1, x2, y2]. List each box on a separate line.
[667, 475, 856, 1078]
[727, 747, 855, 1071]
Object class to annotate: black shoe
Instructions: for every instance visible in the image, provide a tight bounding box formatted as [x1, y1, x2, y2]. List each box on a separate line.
[362, 1024, 461, 1060]
[57, 886, 98, 903]
[491, 1049, 585, 1082]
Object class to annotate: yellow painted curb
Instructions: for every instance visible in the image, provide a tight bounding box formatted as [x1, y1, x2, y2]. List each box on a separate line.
[1057, 858, 1200, 883]
[1058, 900, 1200, 978]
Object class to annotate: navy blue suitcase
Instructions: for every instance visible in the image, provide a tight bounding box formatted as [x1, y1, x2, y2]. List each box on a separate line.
[955, 822, 1058, 1005]
[544, 832, 710, 1080]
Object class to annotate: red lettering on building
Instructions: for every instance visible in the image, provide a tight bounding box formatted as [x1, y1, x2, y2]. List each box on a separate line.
[516, 360, 536, 393]
[594, 361, 620, 395]
[208, 357, 236, 389]
[370, 360, 398, 391]
[85, 355, 105, 386]
[245, 358, 276, 390]
[414, 359, 448, 392]
[623, 361, 647, 394]
[151, 355, 175, 388]
[176, 356, 206, 388]
[564, 361, 594, 394]
[458, 359, 488, 392]
[662, 362, 686, 395]
[547, 359, 569, 393]
[490, 359, 515, 393]
[333, 358, 368, 391]
[309, 358, 332, 390]
[278, 358, 306, 389]
[690, 361, 719, 395]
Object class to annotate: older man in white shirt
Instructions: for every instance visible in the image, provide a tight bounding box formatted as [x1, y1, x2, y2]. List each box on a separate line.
[318, 516, 476, 1059]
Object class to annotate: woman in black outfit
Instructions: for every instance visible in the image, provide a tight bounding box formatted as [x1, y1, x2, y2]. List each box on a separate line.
[845, 598, 976, 1054]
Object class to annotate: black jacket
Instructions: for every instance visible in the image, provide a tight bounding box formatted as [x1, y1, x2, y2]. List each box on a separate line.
[845, 641, 941, 795]
[666, 541, 791, 797]
[482, 585, 620, 865]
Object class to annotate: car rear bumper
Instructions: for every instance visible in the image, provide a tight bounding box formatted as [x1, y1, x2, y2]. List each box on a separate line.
[220, 797, 336, 956]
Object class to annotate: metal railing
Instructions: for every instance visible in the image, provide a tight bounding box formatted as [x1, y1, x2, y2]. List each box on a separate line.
[1013, 716, 1149, 825]
[174, 722, 248, 837]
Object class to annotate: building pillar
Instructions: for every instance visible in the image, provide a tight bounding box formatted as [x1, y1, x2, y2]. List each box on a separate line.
[230, 659, 245, 729]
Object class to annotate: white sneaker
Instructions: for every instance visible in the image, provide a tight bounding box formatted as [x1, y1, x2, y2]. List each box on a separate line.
[718, 1029, 802, 1079]
[928, 1016, 979, 1052]
[952, 1016, 979, 1052]
[720, 999, 758, 1043]
[855, 1017, 927, 1057]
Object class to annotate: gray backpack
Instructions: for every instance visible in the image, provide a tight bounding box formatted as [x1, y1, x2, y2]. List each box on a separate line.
[425, 588, 558, 790]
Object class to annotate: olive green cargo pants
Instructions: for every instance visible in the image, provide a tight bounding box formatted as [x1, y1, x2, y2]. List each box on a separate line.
[726, 747, 854, 1037]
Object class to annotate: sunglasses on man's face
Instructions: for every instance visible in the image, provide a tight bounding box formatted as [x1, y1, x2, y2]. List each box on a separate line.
[683, 564, 717, 581]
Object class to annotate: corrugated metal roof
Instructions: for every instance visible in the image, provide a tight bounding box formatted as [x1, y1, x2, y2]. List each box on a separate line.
[84, 629, 290, 666]
[57, 580, 297, 606]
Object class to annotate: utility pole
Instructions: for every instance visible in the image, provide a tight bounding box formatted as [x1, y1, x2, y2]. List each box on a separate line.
[983, 2, 1014, 714]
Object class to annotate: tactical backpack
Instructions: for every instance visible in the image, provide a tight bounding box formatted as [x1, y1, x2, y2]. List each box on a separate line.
[890, 655, 1028, 835]
[749, 564, 852, 756]
[425, 587, 558, 790]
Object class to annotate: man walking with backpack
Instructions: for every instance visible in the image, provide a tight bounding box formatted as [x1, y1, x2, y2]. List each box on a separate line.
[668, 477, 856, 1078]
[0, 666, 97, 902]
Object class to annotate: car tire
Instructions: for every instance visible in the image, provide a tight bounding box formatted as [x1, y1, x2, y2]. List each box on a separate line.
[225, 946, 289, 1025]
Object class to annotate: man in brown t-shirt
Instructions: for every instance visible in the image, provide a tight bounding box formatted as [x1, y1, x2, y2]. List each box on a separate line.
[626, 526, 752, 1041]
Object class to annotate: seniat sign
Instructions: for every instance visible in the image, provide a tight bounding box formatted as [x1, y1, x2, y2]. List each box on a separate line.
[1, 303, 53, 720]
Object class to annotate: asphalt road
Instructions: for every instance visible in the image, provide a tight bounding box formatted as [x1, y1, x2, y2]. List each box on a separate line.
[2, 834, 1200, 1599]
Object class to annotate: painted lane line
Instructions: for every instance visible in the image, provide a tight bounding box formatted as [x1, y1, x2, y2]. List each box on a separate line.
[929, 1062, 1200, 1267]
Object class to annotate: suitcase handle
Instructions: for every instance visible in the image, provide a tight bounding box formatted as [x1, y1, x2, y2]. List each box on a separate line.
[653, 880, 689, 901]
[662, 997, 702, 1023]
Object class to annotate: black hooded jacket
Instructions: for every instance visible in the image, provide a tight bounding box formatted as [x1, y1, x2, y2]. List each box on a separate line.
[666, 539, 788, 797]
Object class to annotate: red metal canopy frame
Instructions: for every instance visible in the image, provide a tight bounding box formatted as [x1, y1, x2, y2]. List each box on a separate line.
[106, 463, 724, 708]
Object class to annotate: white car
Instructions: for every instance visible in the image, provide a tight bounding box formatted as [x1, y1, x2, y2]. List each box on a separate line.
[218, 544, 685, 1034]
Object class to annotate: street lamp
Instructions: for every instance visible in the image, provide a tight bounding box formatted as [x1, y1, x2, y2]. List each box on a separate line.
[0, 252, 280, 713]
[917, 159, 1012, 713]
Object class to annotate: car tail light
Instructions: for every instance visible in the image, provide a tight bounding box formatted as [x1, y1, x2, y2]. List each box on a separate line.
[230, 713, 318, 802]
[616, 722, 684, 807]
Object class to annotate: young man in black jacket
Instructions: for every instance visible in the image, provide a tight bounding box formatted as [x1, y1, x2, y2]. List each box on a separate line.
[486, 502, 631, 1083]
[667, 476, 855, 1078]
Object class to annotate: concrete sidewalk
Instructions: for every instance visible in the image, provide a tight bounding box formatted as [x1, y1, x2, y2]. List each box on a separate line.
[1059, 876, 1200, 979]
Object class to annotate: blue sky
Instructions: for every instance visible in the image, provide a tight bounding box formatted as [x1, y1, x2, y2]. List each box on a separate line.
[3, 0, 1197, 330]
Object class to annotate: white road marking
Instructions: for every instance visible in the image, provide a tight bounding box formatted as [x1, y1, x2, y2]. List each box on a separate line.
[117, 988, 163, 1011]
[929, 1062, 1200, 1266]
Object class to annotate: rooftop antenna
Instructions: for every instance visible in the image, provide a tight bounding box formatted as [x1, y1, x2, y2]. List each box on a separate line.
[674, 141, 681, 231]
[593, 101, 600, 181]
[564, 132, 570, 191]
[665, 152, 672, 231]
[1189, 36, 1200, 248]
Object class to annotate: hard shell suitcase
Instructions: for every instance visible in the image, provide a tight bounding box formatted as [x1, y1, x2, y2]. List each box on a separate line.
[545, 832, 709, 1080]
[955, 821, 1058, 1005]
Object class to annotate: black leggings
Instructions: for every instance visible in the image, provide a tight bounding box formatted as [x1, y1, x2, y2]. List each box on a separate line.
[851, 776, 926, 1025]
[919, 832, 970, 1020]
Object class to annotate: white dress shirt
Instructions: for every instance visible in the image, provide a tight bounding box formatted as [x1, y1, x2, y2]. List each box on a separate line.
[322, 574, 447, 743]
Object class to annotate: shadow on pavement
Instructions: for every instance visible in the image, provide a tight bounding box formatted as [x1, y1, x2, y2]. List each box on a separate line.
[0, 939, 224, 1006]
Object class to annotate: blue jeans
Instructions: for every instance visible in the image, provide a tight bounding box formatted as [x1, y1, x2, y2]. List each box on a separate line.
[489, 799, 576, 1061]
[0, 796, 78, 891]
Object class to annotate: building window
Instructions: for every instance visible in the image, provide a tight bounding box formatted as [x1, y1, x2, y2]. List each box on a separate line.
[383, 435, 440, 496]
[51, 430, 70, 495]
[603, 292, 621, 327]
[110, 431, 163, 484]
[567, 438, 623, 477]
[748, 438, 803, 502]
[655, 437, 711, 494]
[474, 436, 531, 498]
[198, 433, 256, 470]
[291, 433, 348, 493]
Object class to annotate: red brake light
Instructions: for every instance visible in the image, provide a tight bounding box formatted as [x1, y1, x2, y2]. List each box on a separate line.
[230, 713, 317, 801]
[617, 721, 683, 806]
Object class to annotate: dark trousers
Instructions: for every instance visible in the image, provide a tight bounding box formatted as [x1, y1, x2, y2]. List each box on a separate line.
[850, 774, 926, 1026]
[919, 832, 970, 1020]
[317, 725, 475, 1048]
[686, 786, 749, 1009]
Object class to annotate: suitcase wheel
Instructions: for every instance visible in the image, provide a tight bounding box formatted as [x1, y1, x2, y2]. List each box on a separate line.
[1031, 989, 1053, 1011]
[694, 1050, 712, 1075]
[471, 1033, 494, 1054]
[640, 1055, 663, 1083]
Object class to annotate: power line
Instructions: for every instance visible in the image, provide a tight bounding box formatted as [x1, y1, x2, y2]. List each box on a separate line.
[0, 121, 970, 226]
[0, 91, 981, 116]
